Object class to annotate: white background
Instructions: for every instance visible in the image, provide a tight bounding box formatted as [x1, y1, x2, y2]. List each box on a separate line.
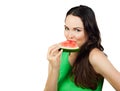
[0, 0, 120, 91]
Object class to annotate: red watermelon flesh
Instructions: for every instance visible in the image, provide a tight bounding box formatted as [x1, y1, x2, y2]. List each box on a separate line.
[60, 40, 79, 50]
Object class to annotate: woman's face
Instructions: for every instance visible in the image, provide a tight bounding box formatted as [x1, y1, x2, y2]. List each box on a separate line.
[64, 15, 88, 47]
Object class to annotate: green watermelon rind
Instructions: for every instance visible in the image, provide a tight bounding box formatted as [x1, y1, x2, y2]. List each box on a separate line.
[60, 46, 79, 52]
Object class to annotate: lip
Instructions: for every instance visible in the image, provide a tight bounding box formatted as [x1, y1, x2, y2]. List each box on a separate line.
[67, 39, 76, 42]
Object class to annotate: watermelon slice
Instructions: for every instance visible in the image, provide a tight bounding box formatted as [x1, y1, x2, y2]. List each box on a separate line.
[60, 40, 79, 51]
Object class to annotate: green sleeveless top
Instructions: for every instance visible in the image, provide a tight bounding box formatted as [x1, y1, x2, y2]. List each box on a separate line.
[58, 51, 104, 91]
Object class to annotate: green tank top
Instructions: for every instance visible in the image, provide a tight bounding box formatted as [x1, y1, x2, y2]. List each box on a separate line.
[58, 51, 104, 91]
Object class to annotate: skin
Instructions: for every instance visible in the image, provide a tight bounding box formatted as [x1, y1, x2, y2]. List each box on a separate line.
[64, 15, 88, 66]
[44, 15, 120, 91]
[89, 48, 120, 91]
[44, 44, 62, 91]
[64, 15, 87, 47]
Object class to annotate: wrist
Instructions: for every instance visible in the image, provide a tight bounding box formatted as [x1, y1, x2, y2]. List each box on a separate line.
[51, 67, 60, 73]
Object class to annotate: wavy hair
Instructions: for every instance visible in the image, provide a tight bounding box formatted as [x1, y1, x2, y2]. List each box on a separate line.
[66, 5, 104, 89]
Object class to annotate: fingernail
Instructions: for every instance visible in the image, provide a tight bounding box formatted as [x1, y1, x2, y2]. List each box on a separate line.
[58, 48, 61, 51]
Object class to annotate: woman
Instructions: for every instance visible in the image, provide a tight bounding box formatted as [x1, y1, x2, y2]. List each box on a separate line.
[44, 5, 120, 91]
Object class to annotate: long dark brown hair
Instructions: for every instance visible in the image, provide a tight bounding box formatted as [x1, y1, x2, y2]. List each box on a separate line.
[66, 5, 104, 89]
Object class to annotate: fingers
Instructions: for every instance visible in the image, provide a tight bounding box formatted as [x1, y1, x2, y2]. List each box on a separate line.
[56, 49, 63, 62]
[47, 44, 57, 59]
[48, 44, 58, 54]
[47, 44, 62, 61]
[48, 44, 60, 55]
[47, 44, 63, 70]
[51, 46, 59, 56]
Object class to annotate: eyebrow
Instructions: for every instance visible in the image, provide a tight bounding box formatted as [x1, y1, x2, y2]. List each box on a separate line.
[64, 25, 84, 30]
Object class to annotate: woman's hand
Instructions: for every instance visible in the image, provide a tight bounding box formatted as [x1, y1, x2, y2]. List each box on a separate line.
[44, 44, 62, 91]
[47, 44, 62, 70]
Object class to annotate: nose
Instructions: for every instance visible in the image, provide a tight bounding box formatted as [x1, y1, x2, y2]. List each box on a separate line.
[68, 31, 74, 39]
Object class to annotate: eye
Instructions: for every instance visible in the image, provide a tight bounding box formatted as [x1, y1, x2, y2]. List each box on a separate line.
[75, 29, 81, 32]
[64, 26, 69, 31]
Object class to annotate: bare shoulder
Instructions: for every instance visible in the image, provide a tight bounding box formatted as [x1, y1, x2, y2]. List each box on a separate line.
[89, 48, 106, 63]
[89, 48, 108, 73]
[89, 48, 120, 90]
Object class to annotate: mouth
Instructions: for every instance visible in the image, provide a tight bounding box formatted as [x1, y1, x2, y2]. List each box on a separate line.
[67, 39, 76, 42]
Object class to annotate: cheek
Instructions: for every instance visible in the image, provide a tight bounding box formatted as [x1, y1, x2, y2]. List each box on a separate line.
[76, 33, 85, 40]
[76, 34, 87, 46]
[64, 31, 68, 39]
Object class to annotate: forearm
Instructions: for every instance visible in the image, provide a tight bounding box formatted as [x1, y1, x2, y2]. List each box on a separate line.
[44, 69, 59, 91]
